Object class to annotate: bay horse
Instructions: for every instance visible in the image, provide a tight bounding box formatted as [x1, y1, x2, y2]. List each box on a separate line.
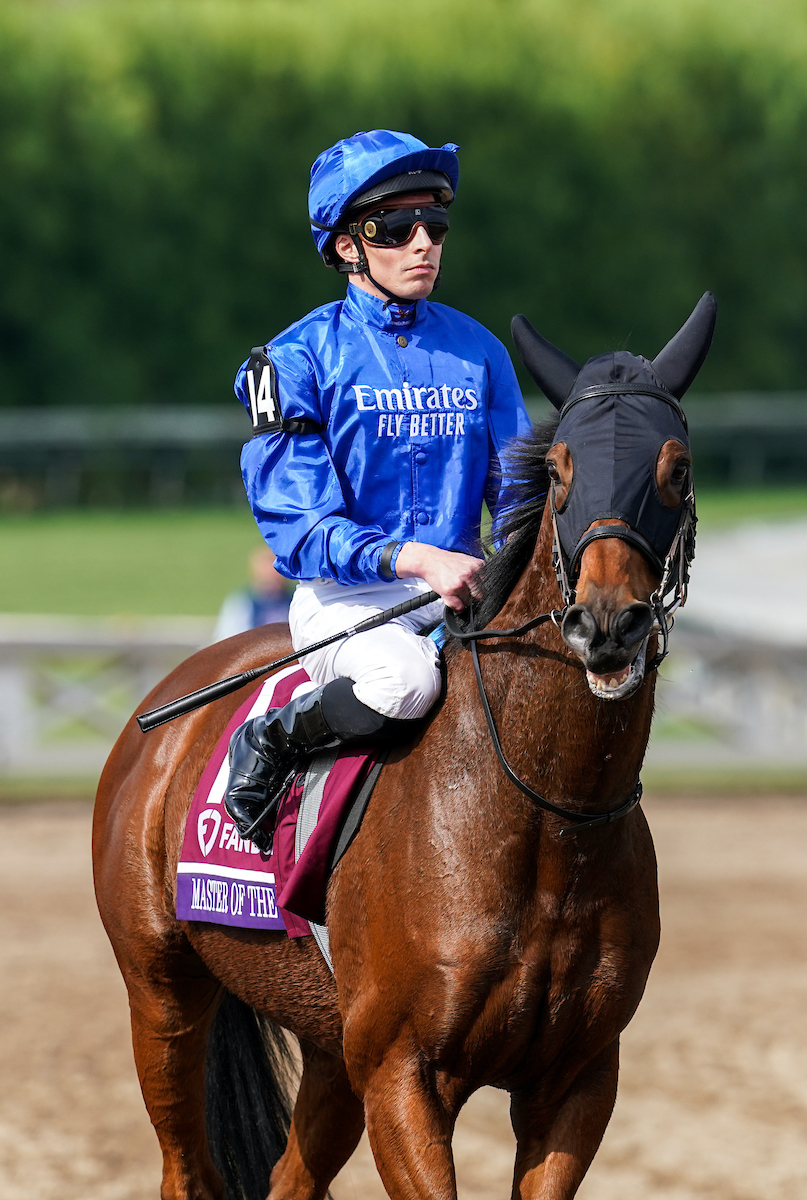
[93, 293, 715, 1200]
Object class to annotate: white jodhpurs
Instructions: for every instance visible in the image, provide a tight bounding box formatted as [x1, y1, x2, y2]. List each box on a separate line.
[288, 578, 443, 720]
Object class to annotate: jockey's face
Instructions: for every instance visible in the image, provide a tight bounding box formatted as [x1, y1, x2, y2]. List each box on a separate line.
[334, 192, 444, 302]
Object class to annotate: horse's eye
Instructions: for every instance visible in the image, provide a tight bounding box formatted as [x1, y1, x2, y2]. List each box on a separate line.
[672, 462, 688, 484]
[547, 461, 560, 482]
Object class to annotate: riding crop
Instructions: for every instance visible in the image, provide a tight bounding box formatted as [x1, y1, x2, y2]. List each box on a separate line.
[136, 589, 439, 733]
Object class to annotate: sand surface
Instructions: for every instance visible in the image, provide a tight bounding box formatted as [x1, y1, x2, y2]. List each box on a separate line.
[1, 796, 806, 1199]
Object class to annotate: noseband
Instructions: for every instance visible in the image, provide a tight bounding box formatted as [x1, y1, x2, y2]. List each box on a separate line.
[550, 491, 696, 675]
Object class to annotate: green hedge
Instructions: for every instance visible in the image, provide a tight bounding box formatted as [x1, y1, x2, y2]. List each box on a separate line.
[1, 0, 807, 406]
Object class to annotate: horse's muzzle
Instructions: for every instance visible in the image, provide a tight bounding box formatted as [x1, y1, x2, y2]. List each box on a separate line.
[561, 601, 654, 700]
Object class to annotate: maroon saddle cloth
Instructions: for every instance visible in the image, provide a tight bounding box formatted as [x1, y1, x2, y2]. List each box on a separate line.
[175, 665, 382, 938]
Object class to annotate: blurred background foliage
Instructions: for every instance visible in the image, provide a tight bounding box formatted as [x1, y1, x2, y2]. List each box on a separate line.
[1, 0, 807, 409]
[0, 0, 804, 796]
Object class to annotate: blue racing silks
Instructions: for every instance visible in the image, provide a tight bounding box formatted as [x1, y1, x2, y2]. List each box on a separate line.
[236, 285, 530, 585]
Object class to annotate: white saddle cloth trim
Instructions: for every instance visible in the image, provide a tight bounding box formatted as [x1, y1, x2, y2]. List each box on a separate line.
[294, 749, 341, 973]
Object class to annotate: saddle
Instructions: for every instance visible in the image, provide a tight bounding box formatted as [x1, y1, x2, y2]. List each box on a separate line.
[176, 667, 384, 942]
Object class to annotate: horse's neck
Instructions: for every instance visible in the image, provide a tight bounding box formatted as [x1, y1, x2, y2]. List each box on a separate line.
[478, 512, 656, 811]
[497, 514, 561, 628]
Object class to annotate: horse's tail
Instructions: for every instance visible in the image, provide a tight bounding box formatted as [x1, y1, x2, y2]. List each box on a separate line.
[205, 989, 296, 1200]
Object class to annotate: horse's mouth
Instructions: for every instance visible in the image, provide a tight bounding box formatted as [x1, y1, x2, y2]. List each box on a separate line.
[585, 640, 647, 701]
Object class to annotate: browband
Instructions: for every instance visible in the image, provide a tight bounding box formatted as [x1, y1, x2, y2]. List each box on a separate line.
[560, 384, 688, 432]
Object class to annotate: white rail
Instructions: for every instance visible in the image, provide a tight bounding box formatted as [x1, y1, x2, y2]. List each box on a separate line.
[648, 621, 807, 770]
[0, 613, 804, 784]
[0, 615, 213, 780]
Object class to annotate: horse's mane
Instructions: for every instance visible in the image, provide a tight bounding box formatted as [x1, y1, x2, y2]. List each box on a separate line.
[462, 411, 560, 633]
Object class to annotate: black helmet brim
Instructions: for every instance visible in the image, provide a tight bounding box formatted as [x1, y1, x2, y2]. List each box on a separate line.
[347, 170, 454, 216]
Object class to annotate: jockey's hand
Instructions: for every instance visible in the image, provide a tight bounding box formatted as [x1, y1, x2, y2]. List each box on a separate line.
[394, 542, 484, 612]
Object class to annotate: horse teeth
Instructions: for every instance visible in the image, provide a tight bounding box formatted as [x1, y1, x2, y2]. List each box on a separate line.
[587, 666, 632, 694]
[587, 668, 635, 693]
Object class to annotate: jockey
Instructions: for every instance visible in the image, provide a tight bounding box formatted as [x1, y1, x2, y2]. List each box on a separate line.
[224, 129, 530, 850]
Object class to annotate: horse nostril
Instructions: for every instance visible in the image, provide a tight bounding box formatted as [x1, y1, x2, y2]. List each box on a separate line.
[561, 604, 600, 654]
[612, 603, 653, 650]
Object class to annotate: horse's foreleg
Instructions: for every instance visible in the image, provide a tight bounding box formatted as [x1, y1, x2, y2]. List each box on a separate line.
[269, 1041, 364, 1200]
[125, 956, 223, 1200]
[361, 1057, 458, 1200]
[509, 1040, 620, 1200]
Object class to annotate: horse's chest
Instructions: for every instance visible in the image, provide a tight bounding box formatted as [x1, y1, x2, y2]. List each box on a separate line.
[497, 912, 656, 1077]
[443, 901, 657, 1089]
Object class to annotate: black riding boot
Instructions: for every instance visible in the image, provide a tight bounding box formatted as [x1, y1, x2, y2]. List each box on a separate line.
[224, 677, 417, 851]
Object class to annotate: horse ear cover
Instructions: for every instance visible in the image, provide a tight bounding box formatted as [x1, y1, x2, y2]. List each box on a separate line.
[651, 291, 717, 399]
[511, 315, 580, 411]
[512, 292, 716, 409]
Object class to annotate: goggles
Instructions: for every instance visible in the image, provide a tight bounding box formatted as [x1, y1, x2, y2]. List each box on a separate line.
[349, 205, 450, 248]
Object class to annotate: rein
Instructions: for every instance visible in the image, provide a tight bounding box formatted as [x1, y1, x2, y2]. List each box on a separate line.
[444, 606, 643, 838]
[444, 456, 694, 836]
[443, 453, 695, 836]
[444, 455, 697, 833]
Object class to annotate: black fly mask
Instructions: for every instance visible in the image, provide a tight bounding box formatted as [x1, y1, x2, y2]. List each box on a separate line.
[440, 293, 716, 830]
[511, 292, 716, 667]
[552, 352, 690, 586]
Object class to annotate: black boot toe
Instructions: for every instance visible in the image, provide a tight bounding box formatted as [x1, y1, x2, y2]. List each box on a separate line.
[223, 720, 287, 849]
[223, 787, 275, 853]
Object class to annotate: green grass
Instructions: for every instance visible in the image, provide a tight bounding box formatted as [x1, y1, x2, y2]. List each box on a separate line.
[642, 765, 807, 797]
[694, 487, 807, 527]
[0, 507, 265, 616]
[1, 488, 807, 617]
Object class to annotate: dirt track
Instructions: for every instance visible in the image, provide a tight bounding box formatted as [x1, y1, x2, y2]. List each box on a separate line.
[2, 796, 807, 1200]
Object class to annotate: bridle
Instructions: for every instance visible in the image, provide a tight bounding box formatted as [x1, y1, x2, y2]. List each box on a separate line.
[550, 476, 697, 677]
[548, 382, 696, 676]
[445, 386, 697, 838]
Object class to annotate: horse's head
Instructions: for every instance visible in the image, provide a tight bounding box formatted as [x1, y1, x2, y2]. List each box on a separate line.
[512, 293, 716, 701]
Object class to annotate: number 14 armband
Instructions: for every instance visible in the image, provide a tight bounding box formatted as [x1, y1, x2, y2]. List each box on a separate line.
[245, 347, 323, 438]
